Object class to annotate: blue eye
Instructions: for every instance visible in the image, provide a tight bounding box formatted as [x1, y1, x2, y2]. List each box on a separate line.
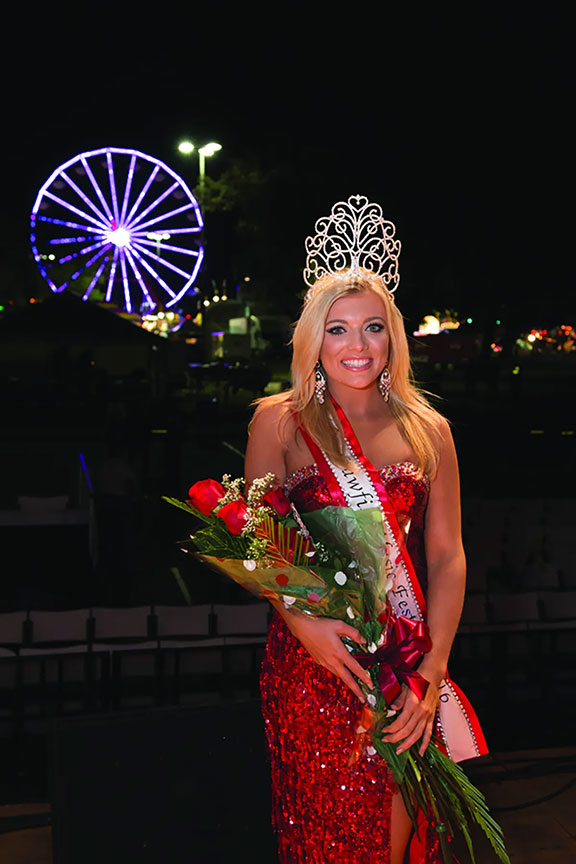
[326, 326, 345, 335]
[367, 323, 384, 332]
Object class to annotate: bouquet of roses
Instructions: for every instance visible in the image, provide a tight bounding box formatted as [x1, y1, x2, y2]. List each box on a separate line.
[164, 474, 510, 864]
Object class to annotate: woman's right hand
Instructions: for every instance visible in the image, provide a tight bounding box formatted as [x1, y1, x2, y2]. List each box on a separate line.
[283, 611, 373, 702]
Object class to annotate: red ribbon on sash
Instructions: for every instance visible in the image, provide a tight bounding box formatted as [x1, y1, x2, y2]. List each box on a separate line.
[355, 616, 432, 704]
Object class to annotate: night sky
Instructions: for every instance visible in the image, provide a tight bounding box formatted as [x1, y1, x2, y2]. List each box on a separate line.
[1, 4, 570, 324]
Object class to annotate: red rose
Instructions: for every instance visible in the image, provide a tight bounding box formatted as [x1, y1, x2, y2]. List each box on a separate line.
[187, 478, 225, 515]
[262, 487, 291, 517]
[217, 499, 248, 535]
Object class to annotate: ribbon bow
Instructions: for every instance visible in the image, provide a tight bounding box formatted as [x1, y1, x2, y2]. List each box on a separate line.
[355, 615, 432, 704]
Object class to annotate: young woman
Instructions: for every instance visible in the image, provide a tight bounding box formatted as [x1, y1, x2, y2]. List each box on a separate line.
[245, 201, 486, 863]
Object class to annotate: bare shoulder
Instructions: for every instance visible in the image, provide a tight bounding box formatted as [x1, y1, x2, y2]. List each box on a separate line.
[245, 397, 294, 489]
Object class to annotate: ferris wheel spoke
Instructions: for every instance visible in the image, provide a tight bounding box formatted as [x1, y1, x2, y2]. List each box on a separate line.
[131, 241, 195, 281]
[41, 191, 107, 230]
[105, 247, 120, 303]
[83, 260, 109, 301]
[49, 236, 90, 245]
[134, 226, 203, 235]
[60, 170, 110, 225]
[124, 248, 156, 310]
[36, 215, 108, 234]
[129, 247, 176, 299]
[128, 202, 196, 234]
[119, 153, 137, 226]
[119, 252, 132, 314]
[135, 238, 202, 258]
[125, 182, 180, 230]
[81, 157, 115, 224]
[125, 164, 160, 225]
[165, 248, 204, 309]
[106, 152, 121, 224]
[79, 239, 110, 257]
[84, 244, 112, 269]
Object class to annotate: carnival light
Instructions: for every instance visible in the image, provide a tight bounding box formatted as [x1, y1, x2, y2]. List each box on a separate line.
[31, 147, 204, 313]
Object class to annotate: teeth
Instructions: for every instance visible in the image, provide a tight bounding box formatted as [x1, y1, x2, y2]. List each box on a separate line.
[342, 359, 371, 368]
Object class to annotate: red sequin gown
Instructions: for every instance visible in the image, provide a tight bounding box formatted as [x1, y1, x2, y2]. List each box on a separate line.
[260, 462, 441, 864]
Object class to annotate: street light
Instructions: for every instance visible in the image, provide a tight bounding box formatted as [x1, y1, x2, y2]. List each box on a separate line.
[178, 140, 195, 155]
[177, 140, 222, 203]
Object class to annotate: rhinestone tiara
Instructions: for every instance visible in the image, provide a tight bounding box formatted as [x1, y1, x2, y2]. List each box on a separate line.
[303, 194, 401, 294]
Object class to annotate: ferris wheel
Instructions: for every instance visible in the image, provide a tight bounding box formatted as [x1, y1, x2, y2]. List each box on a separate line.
[30, 147, 204, 313]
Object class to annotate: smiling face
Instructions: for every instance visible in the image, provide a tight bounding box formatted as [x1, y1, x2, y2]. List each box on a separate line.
[319, 290, 390, 392]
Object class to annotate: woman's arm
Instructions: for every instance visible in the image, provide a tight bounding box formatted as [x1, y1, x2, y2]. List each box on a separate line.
[382, 417, 466, 754]
[245, 401, 373, 701]
[419, 417, 466, 688]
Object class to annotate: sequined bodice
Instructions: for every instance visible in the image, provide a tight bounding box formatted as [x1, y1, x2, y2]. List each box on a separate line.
[284, 461, 430, 593]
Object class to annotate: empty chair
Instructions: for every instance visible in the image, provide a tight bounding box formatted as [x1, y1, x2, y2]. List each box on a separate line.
[519, 554, 560, 590]
[0, 611, 27, 648]
[156, 604, 212, 646]
[459, 593, 488, 627]
[213, 603, 270, 636]
[539, 590, 576, 622]
[91, 606, 152, 646]
[488, 591, 541, 625]
[26, 609, 90, 647]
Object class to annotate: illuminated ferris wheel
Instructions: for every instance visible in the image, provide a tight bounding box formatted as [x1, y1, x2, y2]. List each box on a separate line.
[30, 147, 204, 313]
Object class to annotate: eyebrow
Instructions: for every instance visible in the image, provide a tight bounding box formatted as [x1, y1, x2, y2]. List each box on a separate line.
[325, 316, 386, 325]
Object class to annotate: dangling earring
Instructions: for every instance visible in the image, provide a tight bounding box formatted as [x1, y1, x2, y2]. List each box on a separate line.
[314, 362, 327, 404]
[378, 366, 391, 402]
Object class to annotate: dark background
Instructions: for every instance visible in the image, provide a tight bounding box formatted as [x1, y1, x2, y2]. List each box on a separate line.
[0, 4, 571, 324]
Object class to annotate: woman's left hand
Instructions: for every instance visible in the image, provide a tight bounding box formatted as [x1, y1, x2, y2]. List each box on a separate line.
[381, 678, 440, 757]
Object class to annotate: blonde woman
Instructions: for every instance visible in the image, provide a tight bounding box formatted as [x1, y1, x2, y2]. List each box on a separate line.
[245, 198, 486, 864]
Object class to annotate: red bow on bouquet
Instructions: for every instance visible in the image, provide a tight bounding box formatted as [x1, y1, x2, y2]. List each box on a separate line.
[355, 616, 432, 703]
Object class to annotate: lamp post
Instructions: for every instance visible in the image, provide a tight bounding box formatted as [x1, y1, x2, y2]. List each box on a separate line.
[177, 140, 222, 207]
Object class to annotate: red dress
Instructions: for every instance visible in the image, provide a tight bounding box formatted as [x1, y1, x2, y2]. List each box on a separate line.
[260, 462, 442, 864]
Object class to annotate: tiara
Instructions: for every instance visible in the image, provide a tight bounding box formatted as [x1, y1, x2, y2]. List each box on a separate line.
[303, 194, 401, 295]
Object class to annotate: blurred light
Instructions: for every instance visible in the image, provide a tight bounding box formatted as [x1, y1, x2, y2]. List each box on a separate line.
[413, 315, 440, 337]
[466, 317, 473, 324]
[512, 366, 520, 375]
[203, 299, 210, 307]
[527, 333, 536, 343]
[29, 297, 37, 304]
[221, 294, 228, 301]
[496, 319, 501, 325]
[212, 295, 220, 302]
[48, 254, 55, 260]
[0, 305, 4, 311]
[106, 227, 131, 248]
[530, 429, 545, 435]
[243, 276, 251, 282]
[199, 142, 222, 157]
[178, 141, 195, 154]
[158, 312, 165, 319]
[561, 430, 574, 436]
[151, 429, 168, 434]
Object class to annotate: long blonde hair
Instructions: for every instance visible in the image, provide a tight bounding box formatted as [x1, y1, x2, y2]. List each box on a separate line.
[253, 274, 444, 478]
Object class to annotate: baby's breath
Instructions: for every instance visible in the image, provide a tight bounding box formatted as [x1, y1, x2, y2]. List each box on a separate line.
[218, 474, 245, 507]
[245, 536, 269, 561]
[246, 472, 276, 506]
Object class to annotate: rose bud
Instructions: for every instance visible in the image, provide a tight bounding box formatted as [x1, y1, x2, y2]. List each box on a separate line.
[217, 499, 249, 535]
[262, 487, 291, 517]
[187, 478, 225, 516]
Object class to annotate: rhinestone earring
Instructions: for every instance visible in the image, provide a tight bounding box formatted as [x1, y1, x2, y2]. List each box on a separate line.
[378, 366, 391, 402]
[314, 362, 327, 404]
